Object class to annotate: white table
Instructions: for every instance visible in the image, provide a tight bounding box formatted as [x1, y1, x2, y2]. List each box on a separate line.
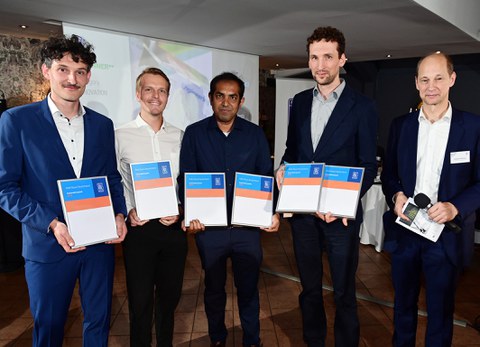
[359, 183, 388, 252]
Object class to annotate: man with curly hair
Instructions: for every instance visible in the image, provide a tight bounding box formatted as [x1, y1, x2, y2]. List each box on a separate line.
[277, 26, 378, 346]
[0, 34, 127, 347]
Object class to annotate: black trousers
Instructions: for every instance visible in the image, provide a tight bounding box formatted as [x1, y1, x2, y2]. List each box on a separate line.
[0, 208, 23, 272]
[123, 220, 187, 347]
[290, 214, 360, 347]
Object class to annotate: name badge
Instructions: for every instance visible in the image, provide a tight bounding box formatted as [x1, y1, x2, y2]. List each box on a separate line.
[450, 151, 470, 164]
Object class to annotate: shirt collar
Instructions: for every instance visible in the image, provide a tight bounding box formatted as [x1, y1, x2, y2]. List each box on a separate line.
[135, 113, 172, 132]
[312, 79, 346, 100]
[418, 102, 452, 123]
[47, 93, 85, 119]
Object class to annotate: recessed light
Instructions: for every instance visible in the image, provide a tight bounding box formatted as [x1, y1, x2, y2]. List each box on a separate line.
[386, 54, 392, 58]
[275, 63, 279, 67]
[19, 25, 28, 29]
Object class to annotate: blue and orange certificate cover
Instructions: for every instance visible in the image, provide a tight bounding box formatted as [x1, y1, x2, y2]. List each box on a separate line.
[130, 161, 178, 220]
[318, 165, 364, 218]
[184, 173, 227, 227]
[232, 172, 274, 227]
[58, 176, 117, 248]
[276, 163, 325, 213]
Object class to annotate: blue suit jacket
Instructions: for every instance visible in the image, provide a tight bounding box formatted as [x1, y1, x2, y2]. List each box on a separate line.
[0, 99, 127, 263]
[381, 109, 480, 267]
[282, 84, 378, 219]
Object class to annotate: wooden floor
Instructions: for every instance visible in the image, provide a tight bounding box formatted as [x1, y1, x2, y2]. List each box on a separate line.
[1, 220, 480, 346]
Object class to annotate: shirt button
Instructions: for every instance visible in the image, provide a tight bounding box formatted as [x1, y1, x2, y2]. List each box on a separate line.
[73, 157, 76, 160]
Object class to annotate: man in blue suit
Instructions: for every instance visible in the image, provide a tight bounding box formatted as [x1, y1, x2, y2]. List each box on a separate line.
[0, 35, 127, 346]
[277, 27, 378, 347]
[382, 52, 480, 347]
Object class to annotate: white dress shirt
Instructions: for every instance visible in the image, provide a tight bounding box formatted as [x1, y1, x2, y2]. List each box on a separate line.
[47, 94, 85, 178]
[115, 114, 183, 213]
[311, 80, 345, 150]
[414, 104, 452, 203]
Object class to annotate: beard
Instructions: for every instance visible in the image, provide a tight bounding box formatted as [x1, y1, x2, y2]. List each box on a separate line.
[313, 71, 336, 86]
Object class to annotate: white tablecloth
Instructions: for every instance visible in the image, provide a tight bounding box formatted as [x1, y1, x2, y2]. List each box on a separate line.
[359, 183, 388, 252]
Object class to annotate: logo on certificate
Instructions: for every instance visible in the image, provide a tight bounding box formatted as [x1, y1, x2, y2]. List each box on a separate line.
[161, 165, 168, 175]
[96, 182, 105, 193]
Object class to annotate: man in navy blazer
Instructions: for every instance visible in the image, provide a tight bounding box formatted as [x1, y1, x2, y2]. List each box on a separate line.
[0, 35, 127, 346]
[382, 52, 480, 347]
[277, 27, 378, 347]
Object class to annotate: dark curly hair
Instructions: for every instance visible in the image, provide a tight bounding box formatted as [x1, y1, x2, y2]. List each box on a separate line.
[41, 34, 96, 71]
[306, 26, 346, 58]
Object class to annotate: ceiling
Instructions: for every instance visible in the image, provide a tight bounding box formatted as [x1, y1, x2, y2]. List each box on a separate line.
[1, 0, 479, 70]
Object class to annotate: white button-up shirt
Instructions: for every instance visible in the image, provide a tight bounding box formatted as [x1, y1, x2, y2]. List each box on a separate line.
[115, 115, 183, 213]
[47, 95, 85, 178]
[414, 104, 452, 203]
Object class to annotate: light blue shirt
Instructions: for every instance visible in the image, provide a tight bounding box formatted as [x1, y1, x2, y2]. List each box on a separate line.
[311, 80, 346, 150]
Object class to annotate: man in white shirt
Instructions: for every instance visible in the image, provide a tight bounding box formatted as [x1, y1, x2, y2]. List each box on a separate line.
[116, 67, 187, 347]
[382, 52, 480, 347]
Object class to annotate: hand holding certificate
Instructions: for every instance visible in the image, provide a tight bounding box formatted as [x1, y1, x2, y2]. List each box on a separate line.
[395, 197, 444, 242]
[57, 176, 118, 248]
[276, 163, 364, 219]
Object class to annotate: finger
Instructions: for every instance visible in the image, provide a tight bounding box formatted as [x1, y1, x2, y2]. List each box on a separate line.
[342, 217, 348, 226]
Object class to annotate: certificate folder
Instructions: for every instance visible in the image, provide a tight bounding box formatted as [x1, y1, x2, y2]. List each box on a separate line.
[130, 161, 179, 220]
[318, 165, 364, 219]
[57, 176, 118, 248]
[184, 173, 228, 227]
[276, 163, 324, 213]
[232, 172, 274, 228]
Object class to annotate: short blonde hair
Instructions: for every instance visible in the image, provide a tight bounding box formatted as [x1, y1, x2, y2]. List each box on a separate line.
[136, 67, 171, 93]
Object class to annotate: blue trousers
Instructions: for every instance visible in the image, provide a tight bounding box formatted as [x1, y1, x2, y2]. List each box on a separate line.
[390, 232, 458, 347]
[25, 244, 115, 347]
[290, 214, 360, 347]
[195, 227, 262, 346]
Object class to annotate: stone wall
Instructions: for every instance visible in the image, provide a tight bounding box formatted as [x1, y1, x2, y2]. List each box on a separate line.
[0, 35, 49, 108]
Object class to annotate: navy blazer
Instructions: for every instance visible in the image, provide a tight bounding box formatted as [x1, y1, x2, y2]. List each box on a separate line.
[282, 84, 378, 219]
[381, 109, 480, 267]
[0, 98, 127, 263]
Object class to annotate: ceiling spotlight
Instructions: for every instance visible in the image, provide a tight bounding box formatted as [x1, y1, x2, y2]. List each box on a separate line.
[275, 63, 279, 68]
[386, 54, 392, 58]
[19, 25, 28, 29]
[435, 50, 441, 54]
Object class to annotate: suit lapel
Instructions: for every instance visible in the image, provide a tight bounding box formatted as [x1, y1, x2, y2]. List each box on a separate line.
[38, 99, 76, 177]
[401, 112, 420, 195]
[438, 109, 465, 197]
[301, 92, 315, 158]
[80, 111, 93, 178]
